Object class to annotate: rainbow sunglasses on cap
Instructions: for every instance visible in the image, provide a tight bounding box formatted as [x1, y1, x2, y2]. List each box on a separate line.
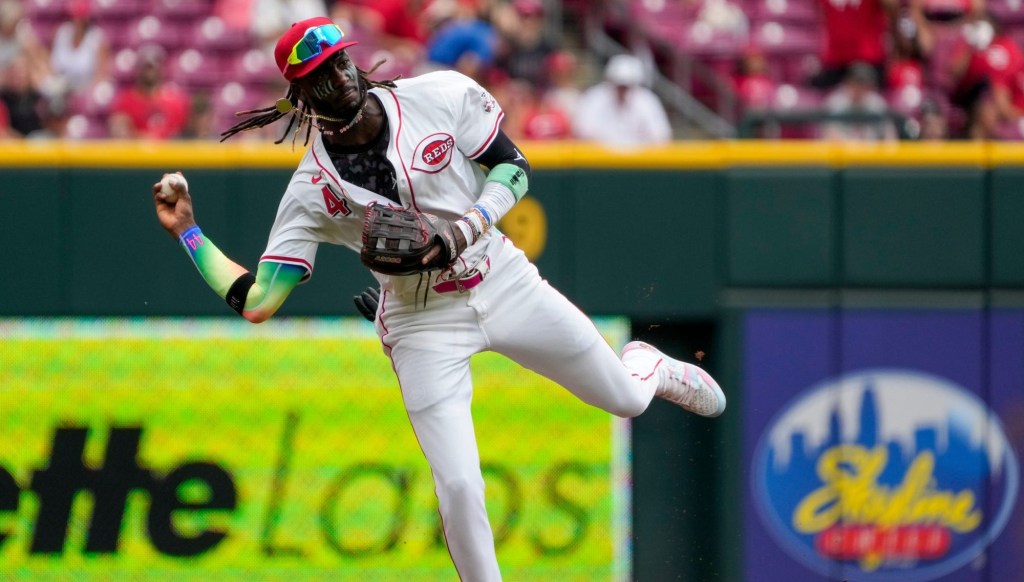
[287, 24, 344, 65]
[274, 17, 358, 81]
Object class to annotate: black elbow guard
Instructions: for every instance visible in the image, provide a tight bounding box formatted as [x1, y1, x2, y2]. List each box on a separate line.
[226, 272, 256, 315]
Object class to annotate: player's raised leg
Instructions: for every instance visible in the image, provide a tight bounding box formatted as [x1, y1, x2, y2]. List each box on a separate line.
[481, 241, 725, 418]
[620, 341, 726, 417]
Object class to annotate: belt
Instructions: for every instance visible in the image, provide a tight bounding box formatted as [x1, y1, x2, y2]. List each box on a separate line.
[432, 257, 491, 294]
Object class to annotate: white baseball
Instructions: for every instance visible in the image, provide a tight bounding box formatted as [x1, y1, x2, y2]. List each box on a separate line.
[159, 173, 187, 203]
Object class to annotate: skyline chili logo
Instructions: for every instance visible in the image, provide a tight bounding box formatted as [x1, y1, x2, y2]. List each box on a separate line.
[752, 369, 1019, 582]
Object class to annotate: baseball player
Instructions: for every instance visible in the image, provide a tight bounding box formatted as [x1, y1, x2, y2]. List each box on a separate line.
[151, 17, 725, 581]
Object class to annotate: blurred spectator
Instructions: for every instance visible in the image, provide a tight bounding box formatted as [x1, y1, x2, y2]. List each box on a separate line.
[886, 9, 935, 115]
[0, 98, 11, 139]
[917, 97, 950, 139]
[49, 0, 111, 97]
[889, 8, 934, 89]
[182, 90, 217, 139]
[422, 0, 498, 82]
[543, 49, 582, 115]
[0, 0, 51, 88]
[487, 75, 533, 141]
[733, 46, 778, 111]
[573, 53, 672, 149]
[821, 61, 898, 141]
[27, 94, 72, 140]
[493, 0, 557, 88]
[350, 0, 429, 62]
[515, 80, 573, 140]
[811, 0, 899, 91]
[946, 12, 1021, 138]
[107, 46, 191, 140]
[0, 55, 45, 137]
[695, 0, 749, 39]
[982, 38, 1024, 138]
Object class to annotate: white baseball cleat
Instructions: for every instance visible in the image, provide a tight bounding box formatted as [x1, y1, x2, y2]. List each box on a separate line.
[621, 341, 726, 417]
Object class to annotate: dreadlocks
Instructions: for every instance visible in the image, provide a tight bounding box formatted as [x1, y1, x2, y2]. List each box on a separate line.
[219, 60, 398, 146]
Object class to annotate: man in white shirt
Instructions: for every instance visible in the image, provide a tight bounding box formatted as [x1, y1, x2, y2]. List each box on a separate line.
[820, 60, 898, 141]
[573, 53, 673, 148]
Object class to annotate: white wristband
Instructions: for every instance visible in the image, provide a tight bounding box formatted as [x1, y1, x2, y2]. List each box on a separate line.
[454, 217, 477, 245]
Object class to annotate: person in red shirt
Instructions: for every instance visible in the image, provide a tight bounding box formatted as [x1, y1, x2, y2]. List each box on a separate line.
[349, 0, 430, 62]
[108, 46, 191, 140]
[985, 67, 1024, 136]
[946, 12, 1023, 137]
[812, 0, 900, 90]
[734, 46, 778, 111]
[888, 8, 935, 89]
[521, 90, 572, 140]
[0, 99, 11, 139]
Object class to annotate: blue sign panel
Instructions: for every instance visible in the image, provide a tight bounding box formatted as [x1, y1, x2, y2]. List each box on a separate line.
[743, 309, 1023, 582]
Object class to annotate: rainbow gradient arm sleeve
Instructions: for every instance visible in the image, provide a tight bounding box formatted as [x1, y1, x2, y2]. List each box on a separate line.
[180, 226, 306, 323]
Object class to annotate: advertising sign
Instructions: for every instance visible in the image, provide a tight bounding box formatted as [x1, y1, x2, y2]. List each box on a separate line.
[0, 317, 631, 581]
[742, 309, 1024, 582]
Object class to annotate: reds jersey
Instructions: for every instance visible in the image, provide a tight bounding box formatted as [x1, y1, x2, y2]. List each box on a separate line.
[819, 0, 890, 67]
[259, 70, 505, 290]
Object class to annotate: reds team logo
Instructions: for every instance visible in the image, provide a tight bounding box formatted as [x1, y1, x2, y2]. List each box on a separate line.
[411, 133, 456, 174]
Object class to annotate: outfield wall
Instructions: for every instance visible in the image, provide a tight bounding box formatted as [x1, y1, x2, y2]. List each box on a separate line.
[2, 140, 1023, 317]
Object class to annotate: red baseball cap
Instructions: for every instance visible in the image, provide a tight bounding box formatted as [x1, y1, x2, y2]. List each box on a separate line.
[69, 0, 91, 19]
[274, 17, 358, 81]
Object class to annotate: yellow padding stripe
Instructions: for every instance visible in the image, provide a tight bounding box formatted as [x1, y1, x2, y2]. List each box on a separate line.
[2, 140, 1023, 169]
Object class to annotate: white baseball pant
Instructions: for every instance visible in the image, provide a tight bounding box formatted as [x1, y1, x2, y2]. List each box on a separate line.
[376, 237, 658, 581]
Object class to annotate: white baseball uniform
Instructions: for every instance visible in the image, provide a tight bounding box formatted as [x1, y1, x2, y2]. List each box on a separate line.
[260, 71, 659, 580]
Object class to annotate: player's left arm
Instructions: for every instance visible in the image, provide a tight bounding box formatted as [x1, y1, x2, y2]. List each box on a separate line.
[455, 129, 531, 245]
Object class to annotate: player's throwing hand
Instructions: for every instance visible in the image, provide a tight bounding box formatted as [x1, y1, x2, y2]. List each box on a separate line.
[152, 172, 196, 239]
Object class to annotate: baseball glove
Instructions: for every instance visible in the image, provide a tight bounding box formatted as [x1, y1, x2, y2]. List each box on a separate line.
[360, 204, 464, 275]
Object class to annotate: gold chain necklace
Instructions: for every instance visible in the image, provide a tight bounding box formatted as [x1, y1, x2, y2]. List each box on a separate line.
[275, 98, 366, 136]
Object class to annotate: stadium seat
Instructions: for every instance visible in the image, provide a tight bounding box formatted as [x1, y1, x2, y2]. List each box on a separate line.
[772, 83, 822, 110]
[748, 0, 818, 25]
[665, 22, 747, 60]
[924, 23, 965, 93]
[92, 0, 145, 23]
[30, 18, 62, 45]
[753, 21, 820, 56]
[628, 0, 700, 23]
[166, 49, 228, 90]
[68, 80, 118, 116]
[995, 118, 1024, 140]
[24, 0, 67, 20]
[65, 113, 110, 139]
[213, 82, 267, 119]
[110, 47, 140, 86]
[192, 16, 253, 54]
[628, 0, 701, 44]
[886, 84, 924, 115]
[120, 15, 185, 51]
[153, 0, 212, 22]
[228, 48, 280, 86]
[989, 0, 1024, 25]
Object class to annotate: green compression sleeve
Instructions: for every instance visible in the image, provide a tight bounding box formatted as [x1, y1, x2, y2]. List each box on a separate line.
[179, 226, 305, 322]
